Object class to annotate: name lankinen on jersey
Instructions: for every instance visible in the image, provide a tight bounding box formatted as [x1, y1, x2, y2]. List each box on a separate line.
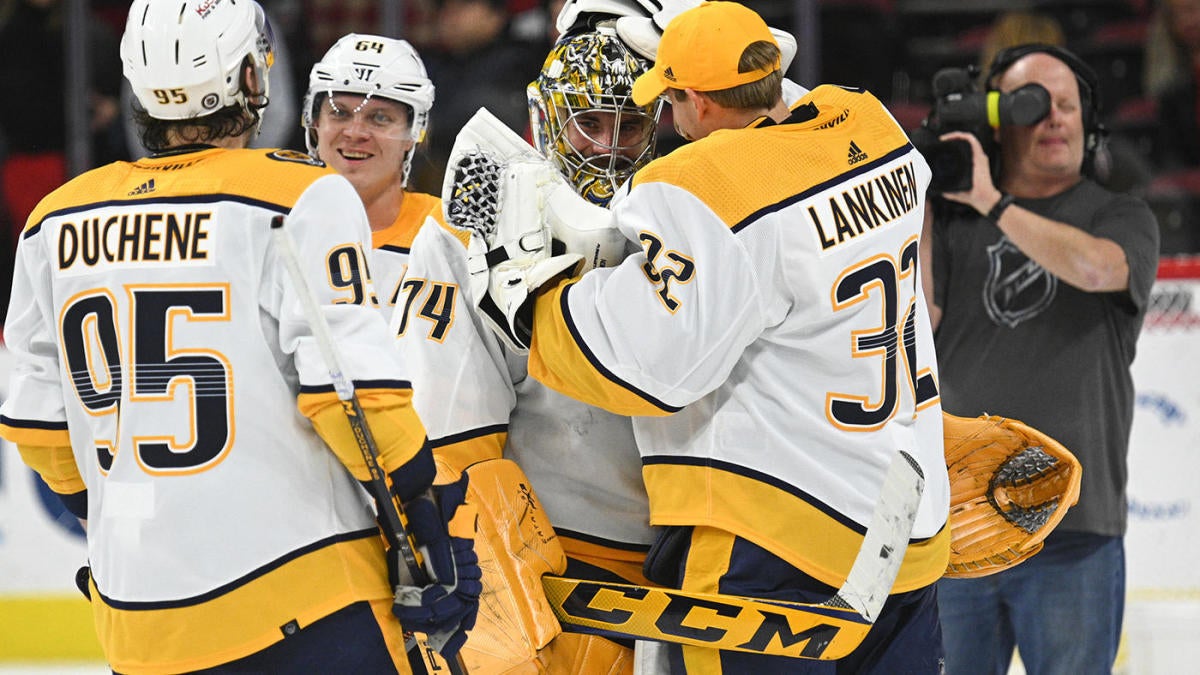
[57, 210, 214, 270]
[808, 160, 921, 252]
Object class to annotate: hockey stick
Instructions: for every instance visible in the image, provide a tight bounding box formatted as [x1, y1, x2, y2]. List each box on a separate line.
[543, 449, 926, 660]
[270, 215, 468, 675]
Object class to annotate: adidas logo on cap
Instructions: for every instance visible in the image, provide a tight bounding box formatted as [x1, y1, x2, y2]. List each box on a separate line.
[128, 178, 156, 196]
[663, 66, 676, 82]
[847, 141, 867, 165]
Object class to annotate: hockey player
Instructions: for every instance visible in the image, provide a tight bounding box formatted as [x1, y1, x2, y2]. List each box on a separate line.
[301, 33, 441, 324]
[527, 30, 660, 207]
[477, 3, 952, 672]
[0, 1, 477, 672]
[393, 25, 663, 674]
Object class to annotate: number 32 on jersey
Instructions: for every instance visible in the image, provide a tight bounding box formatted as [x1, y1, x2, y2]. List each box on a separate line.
[828, 236, 938, 431]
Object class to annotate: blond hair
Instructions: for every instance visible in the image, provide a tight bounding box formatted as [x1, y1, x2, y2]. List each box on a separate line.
[978, 12, 1066, 84]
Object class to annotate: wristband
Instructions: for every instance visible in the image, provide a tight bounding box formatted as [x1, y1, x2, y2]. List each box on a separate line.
[986, 193, 1016, 223]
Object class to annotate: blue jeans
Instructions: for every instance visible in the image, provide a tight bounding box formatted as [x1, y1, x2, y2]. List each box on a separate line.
[937, 531, 1125, 675]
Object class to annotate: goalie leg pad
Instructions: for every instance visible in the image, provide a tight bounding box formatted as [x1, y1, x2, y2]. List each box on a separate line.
[453, 459, 568, 673]
[537, 632, 634, 675]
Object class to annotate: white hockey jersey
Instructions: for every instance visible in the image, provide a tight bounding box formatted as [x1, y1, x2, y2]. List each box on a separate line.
[0, 147, 423, 673]
[393, 217, 655, 581]
[529, 85, 952, 592]
[370, 190, 441, 325]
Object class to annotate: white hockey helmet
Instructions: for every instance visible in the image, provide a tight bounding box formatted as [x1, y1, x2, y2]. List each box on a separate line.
[121, 0, 275, 120]
[556, 0, 798, 78]
[528, 26, 663, 207]
[555, 0, 662, 35]
[302, 34, 435, 152]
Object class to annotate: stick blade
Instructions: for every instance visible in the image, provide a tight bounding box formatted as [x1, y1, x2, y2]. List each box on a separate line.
[543, 576, 872, 659]
[544, 450, 927, 661]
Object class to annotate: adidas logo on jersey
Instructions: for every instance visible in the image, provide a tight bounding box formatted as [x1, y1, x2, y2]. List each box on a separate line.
[847, 141, 868, 166]
[128, 178, 156, 196]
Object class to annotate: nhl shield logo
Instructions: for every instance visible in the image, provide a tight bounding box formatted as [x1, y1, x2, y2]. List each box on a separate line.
[982, 237, 1056, 328]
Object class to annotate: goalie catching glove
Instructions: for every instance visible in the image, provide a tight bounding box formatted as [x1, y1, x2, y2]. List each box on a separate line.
[393, 473, 483, 657]
[457, 157, 584, 353]
[444, 108, 623, 353]
[942, 412, 1082, 578]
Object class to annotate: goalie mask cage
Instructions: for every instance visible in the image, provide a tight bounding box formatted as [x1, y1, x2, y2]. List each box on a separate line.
[1143, 255, 1200, 331]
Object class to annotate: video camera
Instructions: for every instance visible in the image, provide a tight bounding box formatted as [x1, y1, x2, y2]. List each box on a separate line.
[911, 65, 1051, 194]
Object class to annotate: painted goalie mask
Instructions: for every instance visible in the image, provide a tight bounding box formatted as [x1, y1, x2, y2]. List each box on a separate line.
[528, 27, 663, 207]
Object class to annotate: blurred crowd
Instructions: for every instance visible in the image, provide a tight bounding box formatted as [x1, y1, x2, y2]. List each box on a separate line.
[2, 0, 1200, 326]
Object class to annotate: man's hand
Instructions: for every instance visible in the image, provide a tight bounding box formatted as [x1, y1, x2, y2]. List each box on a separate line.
[936, 131, 1004, 216]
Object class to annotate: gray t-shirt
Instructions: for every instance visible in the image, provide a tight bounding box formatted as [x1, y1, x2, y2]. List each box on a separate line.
[930, 179, 1160, 536]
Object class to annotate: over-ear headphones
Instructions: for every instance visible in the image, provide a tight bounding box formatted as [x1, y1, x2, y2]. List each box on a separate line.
[984, 43, 1107, 173]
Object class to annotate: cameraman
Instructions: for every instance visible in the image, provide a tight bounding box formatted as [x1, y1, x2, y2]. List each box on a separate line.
[919, 44, 1159, 674]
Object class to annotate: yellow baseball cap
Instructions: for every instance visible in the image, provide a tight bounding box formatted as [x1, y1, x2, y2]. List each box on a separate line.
[631, 1, 781, 106]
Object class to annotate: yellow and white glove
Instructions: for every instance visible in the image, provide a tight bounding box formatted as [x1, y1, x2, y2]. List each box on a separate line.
[444, 108, 623, 352]
[472, 160, 584, 353]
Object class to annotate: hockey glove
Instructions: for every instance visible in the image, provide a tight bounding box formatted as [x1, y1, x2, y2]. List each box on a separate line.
[943, 412, 1082, 578]
[442, 109, 584, 352]
[393, 473, 482, 657]
[542, 169, 624, 273]
[459, 158, 583, 353]
[75, 565, 91, 601]
[609, 0, 797, 69]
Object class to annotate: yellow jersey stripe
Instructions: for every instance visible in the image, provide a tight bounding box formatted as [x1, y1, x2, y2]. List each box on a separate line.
[26, 148, 336, 233]
[679, 528, 735, 674]
[642, 460, 949, 592]
[633, 85, 915, 232]
[530, 279, 678, 417]
[15, 444, 85, 495]
[92, 531, 393, 673]
[0, 416, 72, 446]
[297, 386, 428, 485]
